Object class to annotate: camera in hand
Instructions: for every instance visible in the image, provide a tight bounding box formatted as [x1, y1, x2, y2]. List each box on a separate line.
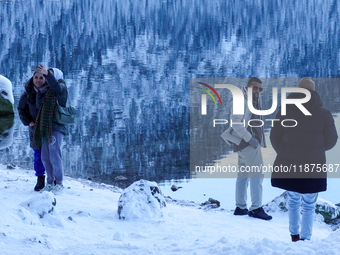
[31, 65, 39, 72]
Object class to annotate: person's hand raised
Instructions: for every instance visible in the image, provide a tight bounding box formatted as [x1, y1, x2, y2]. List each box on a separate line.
[36, 64, 48, 76]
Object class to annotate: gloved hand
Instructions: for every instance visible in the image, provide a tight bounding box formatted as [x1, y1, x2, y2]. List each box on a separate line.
[248, 137, 259, 149]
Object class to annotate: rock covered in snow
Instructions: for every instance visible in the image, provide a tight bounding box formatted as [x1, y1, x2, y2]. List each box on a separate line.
[18, 192, 64, 228]
[0, 115, 14, 150]
[264, 191, 289, 212]
[0, 75, 14, 115]
[264, 191, 340, 223]
[315, 198, 340, 223]
[201, 198, 221, 208]
[171, 184, 182, 191]
[117, 179, 166, 220]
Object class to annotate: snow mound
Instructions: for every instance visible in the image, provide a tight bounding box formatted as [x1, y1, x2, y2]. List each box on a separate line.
[264, 191, 340, 223]
[208, 235, 340, 255]
[0, 75, 14, 113]
[315, 198, 340, 223]
[264, 191, 289, 212]
[117, 179, 166, 220]
[18, 192, 64, 228]
[112, 231, 126, 241]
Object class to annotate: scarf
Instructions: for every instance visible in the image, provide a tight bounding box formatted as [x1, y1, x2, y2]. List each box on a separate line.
[33, 88, 56, 148]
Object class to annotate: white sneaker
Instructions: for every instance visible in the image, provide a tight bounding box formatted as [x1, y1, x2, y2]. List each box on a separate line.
[43, 184, 54, 192]
[53, 184, 64, 193]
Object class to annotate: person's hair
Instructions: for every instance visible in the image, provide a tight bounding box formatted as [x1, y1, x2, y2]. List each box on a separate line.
[247, 77, 262, 86]
[25, 78, 37, 104]
[298, 77, 315, 91]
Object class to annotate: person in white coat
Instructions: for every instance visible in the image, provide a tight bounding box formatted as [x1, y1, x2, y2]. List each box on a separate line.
[223, 77, 272, 220]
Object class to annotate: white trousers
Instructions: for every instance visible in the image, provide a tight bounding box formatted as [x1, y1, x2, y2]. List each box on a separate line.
[235, 145, 264, 211]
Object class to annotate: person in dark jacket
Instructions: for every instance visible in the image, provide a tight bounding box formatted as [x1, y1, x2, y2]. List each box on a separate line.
[270, 77, 338, 242]
[33, 65, 68, 193]
[18, 71, 47, 191]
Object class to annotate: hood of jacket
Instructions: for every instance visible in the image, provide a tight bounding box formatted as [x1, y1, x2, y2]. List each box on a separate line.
[50, 68, 64, 81]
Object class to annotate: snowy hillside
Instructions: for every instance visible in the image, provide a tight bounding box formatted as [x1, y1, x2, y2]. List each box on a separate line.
[1, 164, 340, 255]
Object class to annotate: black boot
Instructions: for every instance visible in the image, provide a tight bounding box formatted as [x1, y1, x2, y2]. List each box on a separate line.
[34, 175, 45, 191]
[291, 234, 300, 242]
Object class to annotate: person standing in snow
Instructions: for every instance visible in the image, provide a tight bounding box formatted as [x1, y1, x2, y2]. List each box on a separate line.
[270, 77, 338, 242]
[223, 77, 272, 220]
[18, 71, 47, 191]
[33, 65, 69, 192]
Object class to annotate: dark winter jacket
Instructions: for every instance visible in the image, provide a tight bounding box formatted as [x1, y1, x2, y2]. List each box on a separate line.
[18, 71, 68, 148]
[18, 78, 42, 148]
[270, 89, 338, 193]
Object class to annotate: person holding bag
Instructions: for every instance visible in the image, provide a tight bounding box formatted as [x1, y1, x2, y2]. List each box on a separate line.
[33, 65, 69, 192]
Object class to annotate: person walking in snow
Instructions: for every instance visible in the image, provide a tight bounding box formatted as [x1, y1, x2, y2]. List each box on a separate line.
[18, 70, 47, 191]
[223, 77, 272, 220]
[33, 65, 69, 192]
[270, 77, 338, 242]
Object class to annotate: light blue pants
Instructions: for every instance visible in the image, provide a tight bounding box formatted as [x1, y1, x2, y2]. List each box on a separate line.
[235, 145, 264, 211]
[287, 191, 318, 240]
[41, 130, 64, 185]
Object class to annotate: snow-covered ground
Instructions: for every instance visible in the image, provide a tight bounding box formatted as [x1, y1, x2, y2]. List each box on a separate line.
[160, 119, 340, 210]
[1, 165, 340, 255]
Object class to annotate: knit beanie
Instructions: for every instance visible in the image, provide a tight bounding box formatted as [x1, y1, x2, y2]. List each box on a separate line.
[298, 77, 315, 91]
